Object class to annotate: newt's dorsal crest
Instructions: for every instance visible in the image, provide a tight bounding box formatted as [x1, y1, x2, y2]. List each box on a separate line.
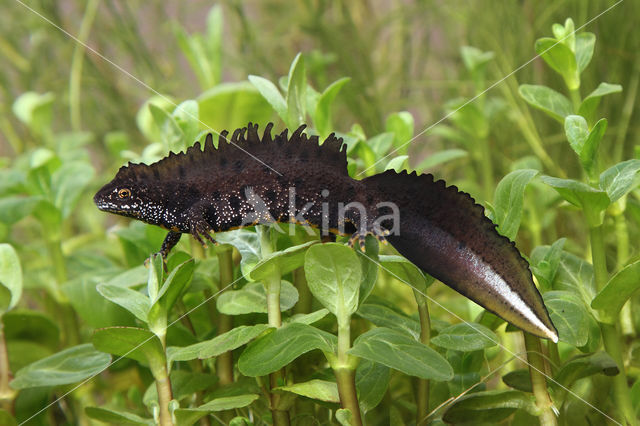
[112, 122, 348, 185]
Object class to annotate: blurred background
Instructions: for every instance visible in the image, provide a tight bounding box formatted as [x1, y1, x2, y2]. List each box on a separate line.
[1, 1, 639, 424]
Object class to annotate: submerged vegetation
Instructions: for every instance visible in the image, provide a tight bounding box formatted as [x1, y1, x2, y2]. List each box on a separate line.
[0, 1, 639, 425]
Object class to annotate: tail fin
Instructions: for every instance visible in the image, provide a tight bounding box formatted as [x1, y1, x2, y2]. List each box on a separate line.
[363, 170, 558, 342]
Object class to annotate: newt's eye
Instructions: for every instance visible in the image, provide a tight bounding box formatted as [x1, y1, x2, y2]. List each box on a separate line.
[118, 188, 131, 199]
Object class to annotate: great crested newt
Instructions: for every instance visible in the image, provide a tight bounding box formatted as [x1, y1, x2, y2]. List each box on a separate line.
[94, 122, 558, 342]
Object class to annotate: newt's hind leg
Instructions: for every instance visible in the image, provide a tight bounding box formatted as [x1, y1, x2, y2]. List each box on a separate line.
[348, 224, 390, 252]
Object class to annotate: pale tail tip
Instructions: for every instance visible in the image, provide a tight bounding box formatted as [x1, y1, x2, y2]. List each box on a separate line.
[545, 328, 559, 343]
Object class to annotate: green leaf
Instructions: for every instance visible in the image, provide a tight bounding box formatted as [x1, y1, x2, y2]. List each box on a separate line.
[385, 112, 414, 153]
[96, 284, 150, 323]
[248, 75, 287, 123]
[554, 351, 618, 391]
[0, 244, 22, 313]
[379, 255, 433, 295]
[276, 379, 339, 403]
[384, 155, 409, 172]
[543, 291, 590, 347]
[431, 323, 498, 352]
[52, 161, 95, 219]
[535, 37, 580, 90]
[564, 115, 606, 176]
[315, 77, 350, 137]
[238, 322, 336, 377]
[493, 169, 538, 240]
[366, 132, 395, 158]
[149, 103, 184, 152]
[304, 243, 362, 323]
[215, 229, 261, 279]
[168, 324, 271, 362]
[286, 53, 307, 128]
[415, 149, 468, 173]
[554, 250, 596, 304]
[502, 369, 532, 392]
[85, 407, 153, 425]
[530, 238, 566, 292]
[198, 82, 273, 132]
[172, 100, 200, 148]
[442, 390, 537, 423]
[552, 18, 576, 52]
[460, 46, 495, 72]
[11, 344, 111, 390]
[575, 32, 596, 74]
[12, 91, 55, 135]
[599, 159, 640, 203]
[286, 309, 330, 325]
[591, 261, 640, 324]
[355, 359, 391, 413]
[349, 327, 453, 380]
[249, 241, 315, 281]
[445, 100, 488, 139]
[358, 236, 379, 304]
[578, 83, 622, 125]
[564, 115, 589, 157]
[0, 196, 40, 225]
[151, 259, 195, 308]
[216, 281, 298, 315]
[174, 395, 260, 426]
[518, 84, 573, 123]
[336, 409, 353, 426]
[356, 303, 421, 340]
[582, 118, 607, 176]
[92, 327, 165, 372]
[540, 175, 609, 225]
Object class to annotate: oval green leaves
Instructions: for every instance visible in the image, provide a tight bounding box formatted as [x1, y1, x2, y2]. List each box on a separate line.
[492, 169, 538, 241]
[535, 37, 579, 90]
[238, 322, 337, 377]
[518, 85, 572, 123]
[0, 244, 22, 314]
[592, 260, 640, 324]
[11, 344, 111, 390]
[543, 291, 590, 347]
[216, 281, 298, 315]
[304, 243, 362, 324]
[92, 327, 165, 373]
[168, 324, 271, 363]
[348, 327, 453, 381]
[431, 323, 498, 352]
[442, 390, 537, 424]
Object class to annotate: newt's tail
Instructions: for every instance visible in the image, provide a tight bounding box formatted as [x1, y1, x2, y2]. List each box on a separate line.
[362, 170, 558, 342]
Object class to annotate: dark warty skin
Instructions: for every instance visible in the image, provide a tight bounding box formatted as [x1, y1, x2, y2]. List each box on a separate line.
[94, 122, 558, 342]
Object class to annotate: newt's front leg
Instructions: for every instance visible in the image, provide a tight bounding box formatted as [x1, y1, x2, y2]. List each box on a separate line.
[159, 231, 182, 259]
[185, 201, 218, 248]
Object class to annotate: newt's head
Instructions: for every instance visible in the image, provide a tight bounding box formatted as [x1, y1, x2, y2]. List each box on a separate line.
[93, 178, 148, 219]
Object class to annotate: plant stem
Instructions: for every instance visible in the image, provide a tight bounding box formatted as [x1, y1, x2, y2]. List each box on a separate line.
[69, 0, 100, 131]
[589, 225, 637, 426]
[216, 248, 234, 386]
[478, 136, 495, 201]
[259, 226, 290, 426]
[335, 367, 362, 426]
[523, 333, 557, 426]
[0, 320, 15, 413]
[569, 88, 581, 113]
[155, 372, 174, 426]
[332, 318, 362, 425]
[413, 289, 431, 425]
[293, 267, 312, 315]
[46, 239, 80, 346]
